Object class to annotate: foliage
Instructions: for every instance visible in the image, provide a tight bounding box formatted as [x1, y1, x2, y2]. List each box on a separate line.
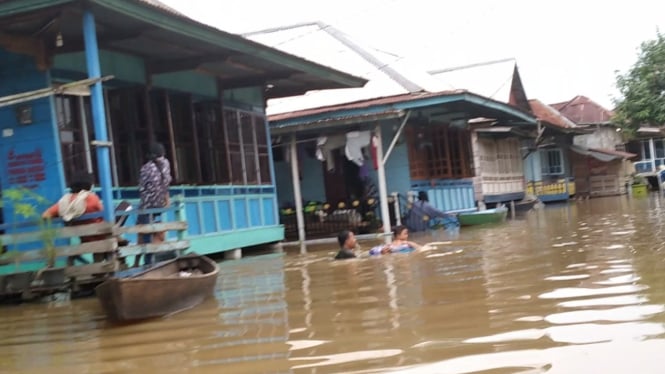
[614, 32, 665, 137]
[0, 188, 56, 267]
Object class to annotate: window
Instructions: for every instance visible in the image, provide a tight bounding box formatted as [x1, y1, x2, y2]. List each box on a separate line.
[55, 95, 96, 185]
[407, 124, 473, 180]
[106, 90, 271, 186]
[540, 148, 563, 175]
[222, 108, 272, 185]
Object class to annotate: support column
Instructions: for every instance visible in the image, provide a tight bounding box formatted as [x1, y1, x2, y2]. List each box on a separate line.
[224, 248, 242, 260]
[290, 135, 306, 253]
[83, 10, 114, 222]
[375, 124, 392, 244]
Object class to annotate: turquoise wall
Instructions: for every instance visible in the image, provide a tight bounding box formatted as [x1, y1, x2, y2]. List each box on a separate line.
[0, 48, 66, 224]
[274, 148, 326, 207]
[53, 50, 146, 84]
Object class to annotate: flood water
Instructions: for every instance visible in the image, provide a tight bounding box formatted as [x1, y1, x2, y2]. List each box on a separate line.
[2, 195, 665, 373]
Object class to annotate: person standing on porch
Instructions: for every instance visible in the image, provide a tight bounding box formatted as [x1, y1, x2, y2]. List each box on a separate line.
[134, 142, 172, 266]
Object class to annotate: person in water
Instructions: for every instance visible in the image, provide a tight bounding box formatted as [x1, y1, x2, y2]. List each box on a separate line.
[405, 191, 456, 232]
[369, 225, 420, 256]
[334, 230, 357, 260]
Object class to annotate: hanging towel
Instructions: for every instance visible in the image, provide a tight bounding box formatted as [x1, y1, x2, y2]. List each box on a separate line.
[318, 134, 346, 171]
[345, 131, 371, 167]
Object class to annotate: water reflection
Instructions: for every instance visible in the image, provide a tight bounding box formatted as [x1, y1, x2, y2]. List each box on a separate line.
[1, 196, 665, 373]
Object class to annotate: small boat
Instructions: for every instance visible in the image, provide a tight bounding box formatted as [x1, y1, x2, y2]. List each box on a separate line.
[95, 255, 219, 322]
[511, 196, 540, 213]
[457, 206, 508, 226]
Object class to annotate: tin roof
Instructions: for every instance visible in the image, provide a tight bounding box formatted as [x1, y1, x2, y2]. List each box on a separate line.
[245, 22, 447, 115]
[428, 58, 531, 112]
[550, 96, 614, 125]
[269, 90, 536, 130]
[528, 99, 577, 129]
[0, 1, 367, 98]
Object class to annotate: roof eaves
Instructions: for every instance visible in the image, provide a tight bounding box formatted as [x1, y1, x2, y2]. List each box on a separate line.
[428, 57, 516, 75]
[0, 0, 73, 17]
[91, 1, 367, 88]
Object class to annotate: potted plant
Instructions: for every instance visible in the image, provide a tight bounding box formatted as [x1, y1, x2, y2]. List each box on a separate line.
[630, 174, 648, 197]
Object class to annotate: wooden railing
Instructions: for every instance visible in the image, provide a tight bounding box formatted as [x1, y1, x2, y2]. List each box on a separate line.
[0, 198, 188, 299]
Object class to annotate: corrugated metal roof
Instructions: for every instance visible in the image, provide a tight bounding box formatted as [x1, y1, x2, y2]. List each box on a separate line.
[269, 90, 465, 122]
[550, 96, 614, 125]
[529, 99, 577, 129]
[570, 144, 636, 161]
[245, 22, 445, 116]
[428, 58, 518, 105]
[138, 0, 184, 16]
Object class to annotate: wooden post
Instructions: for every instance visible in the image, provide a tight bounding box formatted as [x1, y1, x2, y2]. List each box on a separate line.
[290, 135, 307, 253]
[174, 194, 186, 256]
[164, 92, 179, 182]
[83, 10, 113, 223]
[189, 95, 203, 182]
[376, 124, 392, 245]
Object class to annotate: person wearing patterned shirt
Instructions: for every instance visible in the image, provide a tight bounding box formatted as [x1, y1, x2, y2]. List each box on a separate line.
[134, 142, 172, 266]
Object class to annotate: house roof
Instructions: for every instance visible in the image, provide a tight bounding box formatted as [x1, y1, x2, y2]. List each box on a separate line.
[550, 95, 614, 125]
[269, 90, 536, 131]
[428, 58, 531, 113]
[244, 22, 447, 115]
[528, 99, 577, 129]
[0, 1, 366, 98]
[569, 144, 636, 161]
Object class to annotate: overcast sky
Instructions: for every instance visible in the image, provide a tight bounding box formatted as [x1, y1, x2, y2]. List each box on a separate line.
[162, 0, 665, 109]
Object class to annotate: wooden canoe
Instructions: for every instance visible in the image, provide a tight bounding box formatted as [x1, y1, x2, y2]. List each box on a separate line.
[95, 255, 219, 322]
[511, 196, 540, 213]
[457, 206, 508, 226]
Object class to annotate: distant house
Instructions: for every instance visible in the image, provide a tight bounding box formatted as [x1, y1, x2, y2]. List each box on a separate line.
[246, 23, 536, 242]
[524, 99, 582, 202]
[429, 59, 532, 205]
[550, 96, 636, 197]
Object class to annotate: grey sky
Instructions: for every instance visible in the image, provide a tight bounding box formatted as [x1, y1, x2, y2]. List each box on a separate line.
[162, 0, 665, 109]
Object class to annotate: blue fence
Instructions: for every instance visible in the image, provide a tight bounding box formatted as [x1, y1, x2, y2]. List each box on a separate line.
[106, 185, 279, 241]
[409, 179, 476, 213]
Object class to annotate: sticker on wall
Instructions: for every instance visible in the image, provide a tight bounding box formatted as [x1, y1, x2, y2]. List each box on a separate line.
[2, 128, 13, 137]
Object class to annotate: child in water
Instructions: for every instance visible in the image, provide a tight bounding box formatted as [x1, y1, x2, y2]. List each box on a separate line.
[369, 225, 421, 256]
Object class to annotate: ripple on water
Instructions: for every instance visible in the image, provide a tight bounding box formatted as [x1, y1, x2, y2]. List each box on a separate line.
[539, 285, 648, 299]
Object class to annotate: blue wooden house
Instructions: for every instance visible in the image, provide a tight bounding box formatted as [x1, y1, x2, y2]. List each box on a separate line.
[0, 0, 365, 268]
[246, 24, 536, 244]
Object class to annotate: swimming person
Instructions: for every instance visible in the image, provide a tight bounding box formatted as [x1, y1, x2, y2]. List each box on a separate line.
[334, 230, 357, 260]
[369, 225, 421, 256]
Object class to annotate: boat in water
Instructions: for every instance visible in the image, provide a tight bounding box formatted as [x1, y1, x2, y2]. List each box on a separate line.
[457, 206, 508, 226]
[95, 255, 219, 322]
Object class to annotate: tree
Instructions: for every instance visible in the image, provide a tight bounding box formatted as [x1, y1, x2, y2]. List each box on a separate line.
[614, 32, 665, 136]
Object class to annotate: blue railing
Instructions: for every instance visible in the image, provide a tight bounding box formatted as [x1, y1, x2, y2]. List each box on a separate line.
[635, 159, 665, 174]
[409, 179, 476, 213]
[105, 185, 279, 240]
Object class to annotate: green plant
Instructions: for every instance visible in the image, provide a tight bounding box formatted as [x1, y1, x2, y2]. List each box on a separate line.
[0, 187, 55, 268]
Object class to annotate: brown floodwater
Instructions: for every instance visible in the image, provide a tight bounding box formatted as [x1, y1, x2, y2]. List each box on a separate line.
[2, 195, 665, 373]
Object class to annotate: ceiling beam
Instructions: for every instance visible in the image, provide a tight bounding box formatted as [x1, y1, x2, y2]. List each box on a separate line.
[55, 28, 147, 53]
[148, 54, 232, 75]
[220, 71, 294, 89]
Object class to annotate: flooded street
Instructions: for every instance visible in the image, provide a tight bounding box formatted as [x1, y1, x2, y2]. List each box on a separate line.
[2, 195, 665, 373]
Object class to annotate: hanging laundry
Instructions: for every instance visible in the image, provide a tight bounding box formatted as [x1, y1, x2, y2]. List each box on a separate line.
[370, 135, 379, 170]
[345, 131, 371, 167]
[317, 134, 346, 171]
